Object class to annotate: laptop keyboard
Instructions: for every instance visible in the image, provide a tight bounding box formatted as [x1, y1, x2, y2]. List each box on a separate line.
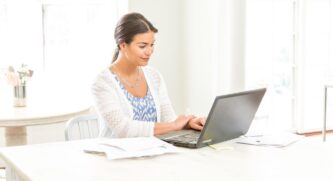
[168, 132, 201, 143]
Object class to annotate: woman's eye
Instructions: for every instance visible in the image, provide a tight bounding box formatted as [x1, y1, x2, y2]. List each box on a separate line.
[139, 46, 145, 49]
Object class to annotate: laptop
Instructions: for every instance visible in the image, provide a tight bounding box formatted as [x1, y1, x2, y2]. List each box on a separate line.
[157, 88, 266, 148]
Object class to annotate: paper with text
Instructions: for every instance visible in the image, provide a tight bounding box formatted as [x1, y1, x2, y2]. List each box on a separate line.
[236, 132, 304, 147]
[84, 137, 180, 160]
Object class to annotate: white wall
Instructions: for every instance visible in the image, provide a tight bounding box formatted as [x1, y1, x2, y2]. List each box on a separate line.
[128, 0, 186, 114]
[182, 0, 246, 115]
[181, 0, 218, 115]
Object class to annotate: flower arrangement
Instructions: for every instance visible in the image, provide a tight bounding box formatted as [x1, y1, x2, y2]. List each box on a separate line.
[6, 64, 33, 86]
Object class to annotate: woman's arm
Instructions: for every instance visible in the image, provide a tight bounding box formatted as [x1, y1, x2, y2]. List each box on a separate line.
[154, 115, 194, 135]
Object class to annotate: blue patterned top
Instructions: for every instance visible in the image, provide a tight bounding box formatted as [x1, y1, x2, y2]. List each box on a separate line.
[114, 75, 157, 122]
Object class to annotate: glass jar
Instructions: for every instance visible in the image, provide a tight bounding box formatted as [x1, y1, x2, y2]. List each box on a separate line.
[13, 85, 27, 107]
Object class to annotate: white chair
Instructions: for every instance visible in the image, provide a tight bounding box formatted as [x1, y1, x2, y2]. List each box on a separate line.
[65, 114, 100, 141]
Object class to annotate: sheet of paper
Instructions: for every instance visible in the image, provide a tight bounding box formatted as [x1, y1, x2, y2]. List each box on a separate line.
[236, 132, 304, 147]
[99, 137, 169, 151]
[83, 137, 180, 160]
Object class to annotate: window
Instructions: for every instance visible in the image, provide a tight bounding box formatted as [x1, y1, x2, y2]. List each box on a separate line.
[42, 1, 126, 89]
[246, 0, 333, 133]
[0, 2, 43, 70]
[0, 3, 8, 68]
[245, 0, 294, 133]
[296, 0, 333, 132]
[0, 0, 127, 92]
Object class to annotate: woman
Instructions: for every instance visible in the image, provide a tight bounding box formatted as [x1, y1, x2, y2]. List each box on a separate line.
[91, 12, 205, 138]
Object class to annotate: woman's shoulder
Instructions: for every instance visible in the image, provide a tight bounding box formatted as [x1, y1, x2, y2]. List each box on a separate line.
[142, 66, 162, 79]
[143, 66, 166, 89]
[92, 68, 116, 86]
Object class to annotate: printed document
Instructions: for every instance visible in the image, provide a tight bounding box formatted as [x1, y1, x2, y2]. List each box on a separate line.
[236, 132, 304, 147]
[83, 137, 180, 160]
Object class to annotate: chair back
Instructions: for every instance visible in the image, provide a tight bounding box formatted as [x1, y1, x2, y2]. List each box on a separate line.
[65, 114, 100, 141]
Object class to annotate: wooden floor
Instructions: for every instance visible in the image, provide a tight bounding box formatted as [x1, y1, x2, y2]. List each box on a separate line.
[302, 130, 333, 137]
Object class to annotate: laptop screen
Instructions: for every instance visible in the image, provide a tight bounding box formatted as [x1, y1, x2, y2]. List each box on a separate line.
[197, 88, 266, 148]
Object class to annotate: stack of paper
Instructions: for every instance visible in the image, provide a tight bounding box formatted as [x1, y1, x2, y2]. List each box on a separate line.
[236, 132, 304, 147]
[83, 137, 180, 160]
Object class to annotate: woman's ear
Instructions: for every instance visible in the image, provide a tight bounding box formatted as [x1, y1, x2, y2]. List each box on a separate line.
[119, 42, 127, 51]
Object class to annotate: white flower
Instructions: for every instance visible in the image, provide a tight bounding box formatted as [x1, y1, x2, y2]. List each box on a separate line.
[6, 64, 33, 86]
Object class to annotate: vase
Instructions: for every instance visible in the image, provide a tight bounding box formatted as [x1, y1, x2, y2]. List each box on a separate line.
[13, 85, 27, 107]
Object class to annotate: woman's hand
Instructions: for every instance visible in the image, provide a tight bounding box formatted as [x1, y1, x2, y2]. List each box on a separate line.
[173, 115, 195, 131]
[154, 115, 194, 135]
[186, 117, 206, 131]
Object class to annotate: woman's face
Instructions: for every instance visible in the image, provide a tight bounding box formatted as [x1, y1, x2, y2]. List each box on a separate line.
[120, 31, 155, 66]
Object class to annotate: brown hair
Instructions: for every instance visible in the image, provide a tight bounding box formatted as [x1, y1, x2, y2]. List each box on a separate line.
[112, 12, 158, 63]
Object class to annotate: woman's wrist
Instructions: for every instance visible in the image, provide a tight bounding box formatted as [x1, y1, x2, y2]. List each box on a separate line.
[154, 122, 179, 135]
[184, 121, 191, 130]
[171, 121, 179, 131]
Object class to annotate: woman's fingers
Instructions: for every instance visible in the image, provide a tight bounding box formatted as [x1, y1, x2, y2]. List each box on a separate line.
[191, 123, 204, 130]
[189, 117, 206, 130]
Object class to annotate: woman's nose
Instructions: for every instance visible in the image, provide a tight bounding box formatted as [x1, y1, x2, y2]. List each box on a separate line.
[145, 47, 154, 55]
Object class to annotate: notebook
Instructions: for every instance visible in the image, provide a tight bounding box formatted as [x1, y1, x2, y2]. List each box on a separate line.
[157, 88, 267, 148]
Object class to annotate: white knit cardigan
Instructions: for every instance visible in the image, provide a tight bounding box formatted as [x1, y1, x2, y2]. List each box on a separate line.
[91, 66, 177, 138]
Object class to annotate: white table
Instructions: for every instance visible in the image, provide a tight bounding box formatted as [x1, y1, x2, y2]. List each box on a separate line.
[0, 82, 91, 146]
[1, 137, 333, 181]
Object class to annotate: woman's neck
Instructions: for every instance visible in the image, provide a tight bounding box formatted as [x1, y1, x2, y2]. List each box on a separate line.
[112, 58, 138, 76]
